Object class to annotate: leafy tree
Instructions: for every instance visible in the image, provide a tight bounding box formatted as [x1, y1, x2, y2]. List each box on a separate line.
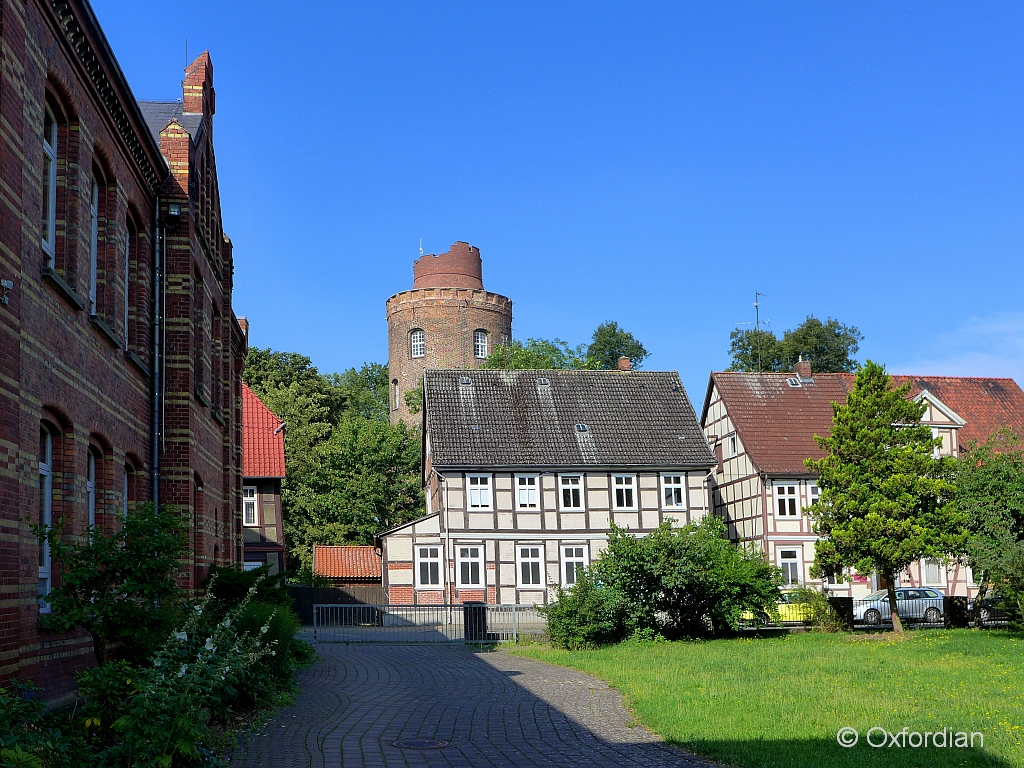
[954, 429, 1024, 621]
[326, 362, 390, 422]
[586, 321, 649, 370]
[285, 415, 423, 568]
[728, 316, 863, 373]
[806, 361, 967, 633]
[591, 516, 783, 639]
[481, 337, 594, 370]
[36, 503, 186, 665]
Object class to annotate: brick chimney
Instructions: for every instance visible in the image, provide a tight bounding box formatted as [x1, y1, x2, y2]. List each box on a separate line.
[618, 356, 631, 371]
[793, 356, 812, 381]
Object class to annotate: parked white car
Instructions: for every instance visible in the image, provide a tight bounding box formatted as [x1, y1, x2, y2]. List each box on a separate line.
[854, 588, 945, 625]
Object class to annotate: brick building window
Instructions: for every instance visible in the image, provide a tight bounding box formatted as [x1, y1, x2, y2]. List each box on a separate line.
[88, 178, 100, 314]
[87, 447, 99, 528]
[123, 463, 136, 520]
[410, 329, 425, 358]
[612, 474, 636, 509]
[194, 275, 206, 400]
[42, 106, 58, 263]
[38, 423, 57, 612]
[123, 223, 133, 347]
[559, 475, 582, 509]
[473, 330, 488, 359]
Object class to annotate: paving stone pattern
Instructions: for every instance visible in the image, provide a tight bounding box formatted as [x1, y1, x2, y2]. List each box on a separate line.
[230, 643, 716, 768]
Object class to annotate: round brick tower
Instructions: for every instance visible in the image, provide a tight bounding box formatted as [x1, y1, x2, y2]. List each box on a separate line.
[386, 241, 513, 424]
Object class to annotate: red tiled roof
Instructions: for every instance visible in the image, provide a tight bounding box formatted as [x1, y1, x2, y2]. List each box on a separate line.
[314, 546, 382, 580]
[705, 371, 1024, 475]
[242, 382, 286, 478]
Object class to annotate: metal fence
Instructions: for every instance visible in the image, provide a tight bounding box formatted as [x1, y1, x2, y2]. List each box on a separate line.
[312, 604, 547, 644]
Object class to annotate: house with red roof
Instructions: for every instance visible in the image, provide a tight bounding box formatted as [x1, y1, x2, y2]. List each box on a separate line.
[701, 360, 1024, 600]
[242, 382, 287, 573]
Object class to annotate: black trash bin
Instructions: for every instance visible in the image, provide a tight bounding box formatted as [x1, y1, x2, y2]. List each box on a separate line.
[463, 602, 487, 642]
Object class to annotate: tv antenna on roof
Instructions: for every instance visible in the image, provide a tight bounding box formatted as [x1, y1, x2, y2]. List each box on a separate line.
[735, 291, 770, 374]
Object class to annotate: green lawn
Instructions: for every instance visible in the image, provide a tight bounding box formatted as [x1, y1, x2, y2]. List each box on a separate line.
[506, 630, 1024, 767]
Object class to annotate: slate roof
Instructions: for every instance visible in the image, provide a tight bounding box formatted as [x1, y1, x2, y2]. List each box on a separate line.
[242, 383, 286, 478]
[423, 369, 715, 469]
[137, 100, 203, 146]
[314, 546, 382, 581]
[705, 371, 1024, 475]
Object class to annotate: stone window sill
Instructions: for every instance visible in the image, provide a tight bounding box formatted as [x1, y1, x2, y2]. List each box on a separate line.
[41, 267, 85, 311]
[89, 314, 123, 349]
[126, 350, 150, 376]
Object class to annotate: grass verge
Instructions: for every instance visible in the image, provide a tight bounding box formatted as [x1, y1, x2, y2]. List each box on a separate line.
[506, 629, 1024, 767]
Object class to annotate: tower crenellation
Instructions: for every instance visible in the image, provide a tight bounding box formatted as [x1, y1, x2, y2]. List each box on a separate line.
[386, 242, 513, 424]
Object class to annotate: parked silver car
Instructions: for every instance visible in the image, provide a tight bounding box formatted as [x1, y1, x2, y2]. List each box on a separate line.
[854, 588, 945, 625]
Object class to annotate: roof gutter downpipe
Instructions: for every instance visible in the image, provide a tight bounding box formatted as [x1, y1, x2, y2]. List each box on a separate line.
[150, 195, 164, 508]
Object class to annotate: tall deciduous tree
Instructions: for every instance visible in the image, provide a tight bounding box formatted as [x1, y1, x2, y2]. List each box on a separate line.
[728, 316, 863, 373]
[587, 321, 649, 370]
[955, 429, 1024, 621]
[482, 337, 593, 370]
[806, 361, 967, 633]
[37, 503, 186, 665]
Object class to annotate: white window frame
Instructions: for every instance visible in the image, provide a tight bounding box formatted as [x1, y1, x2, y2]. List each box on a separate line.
[456, 543, 484, 588]
[808, 481, 820, 507]
[561, 544, 588, 586]
[516, 543, 544, 588]
[87, 449, 97, 528]
[410, 329, 425, 358]
[243, 561, 264, 572]
[123, 468, 130, 520]
[242, 486, 258, 526]
[778, 548, 803, 586]
[612, 474, 637, 510]
[467, 474, 493, 510]
[415, 544, 442, 587]
[515, 474, 539, 510]
[558, 475, 584, 510]
[921, 559, 945, 587]
[39, 429, 53, 613]
[727, 434, 738, 458]
[660, 473, 687, 510]
[774, 482, 799, 518]
[42, 107, 57, 263]
[473, 330, 488, 359]
[89, 180, 99, 315]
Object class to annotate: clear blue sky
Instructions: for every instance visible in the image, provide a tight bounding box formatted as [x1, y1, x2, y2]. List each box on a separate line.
[93, 1, 1023, 400]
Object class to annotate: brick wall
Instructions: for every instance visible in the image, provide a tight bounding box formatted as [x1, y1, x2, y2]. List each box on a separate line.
[0, 1, 242, 700]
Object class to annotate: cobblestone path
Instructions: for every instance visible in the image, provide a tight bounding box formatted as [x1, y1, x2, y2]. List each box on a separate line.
[230, 643, 716, 768]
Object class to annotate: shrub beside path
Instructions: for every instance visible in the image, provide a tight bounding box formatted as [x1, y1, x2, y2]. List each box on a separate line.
[230, 643, 715, 768]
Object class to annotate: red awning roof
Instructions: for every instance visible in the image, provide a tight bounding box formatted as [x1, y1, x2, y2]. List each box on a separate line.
[242, 382, 286, 478]
[314, 546, 382, 580]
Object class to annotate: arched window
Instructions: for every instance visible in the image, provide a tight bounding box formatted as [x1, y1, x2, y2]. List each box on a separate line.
[123, 219, 134, 348]
[392, 378, 400, 411]
[89, 175, 100, 314]
[474, 330, 488, 359]
[38, 425, 54, 612]
[410, 329, 425, 358]
[123, 464, 132, 520]
[42, 106, 58, 264]
[87, 447, 100, 528]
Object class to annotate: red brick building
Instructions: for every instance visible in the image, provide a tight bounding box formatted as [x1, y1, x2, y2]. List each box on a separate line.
[0, 0, 244, 700]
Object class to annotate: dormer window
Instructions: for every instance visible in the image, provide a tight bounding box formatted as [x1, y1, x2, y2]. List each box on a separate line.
[786, 377, 802, 388]
[410, 329, 425, 358]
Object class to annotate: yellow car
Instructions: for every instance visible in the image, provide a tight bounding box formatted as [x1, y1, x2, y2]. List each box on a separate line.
[742, 592, 811, 625]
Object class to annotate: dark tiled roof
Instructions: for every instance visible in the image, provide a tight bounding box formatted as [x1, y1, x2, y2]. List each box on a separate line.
[706, 371, 1024, 475]
[242, 383, 286, 478]
[137, 100, 203, 146]
[314, 546, 381, 580]
[424, 369, 715, 469]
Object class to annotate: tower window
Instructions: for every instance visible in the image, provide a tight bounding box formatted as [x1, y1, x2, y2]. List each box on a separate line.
[474, 330, 488, 359]
[410, 329, 425, 358]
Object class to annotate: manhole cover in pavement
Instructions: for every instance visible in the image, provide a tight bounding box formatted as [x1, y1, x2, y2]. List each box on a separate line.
[391, 739, 453, 750]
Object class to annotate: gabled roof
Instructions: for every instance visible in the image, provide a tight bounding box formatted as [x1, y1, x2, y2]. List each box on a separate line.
[314, 546, 381, 580]
[704, 371, 1024, 475]
[424, 369, 715, 469]
[137, 101, 204, 146]
[242, 383, 285, 478]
